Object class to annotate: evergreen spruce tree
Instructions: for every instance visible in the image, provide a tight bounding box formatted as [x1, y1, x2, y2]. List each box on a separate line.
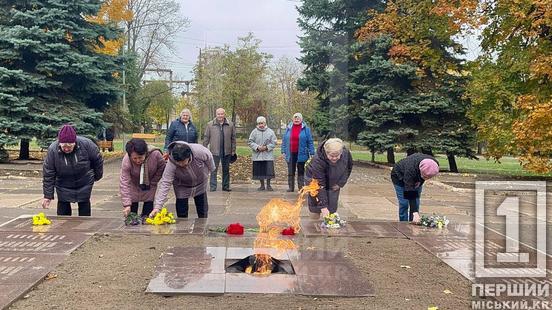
[0, 0, 122, 159]
[297, 0, 383, 139]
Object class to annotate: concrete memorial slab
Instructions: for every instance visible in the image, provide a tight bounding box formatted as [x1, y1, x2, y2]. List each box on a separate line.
[225, 273, 298, 294]
[0, 283, 30, 310]
[0, 253, 65, 284]
[0, 215, 114, 233]
[147, 246, 375, 297]
[300, 219, 405, 238]
[391, 222, 473, 239]
[0, 232, 89, 254]
[99, 218, 206, 235]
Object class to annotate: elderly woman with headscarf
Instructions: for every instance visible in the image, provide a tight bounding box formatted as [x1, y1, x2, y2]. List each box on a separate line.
[119, 138, 166, 218]
[248, 116, 277, 191]
[41, 124, 103, 216]
[151, 141, 215, 218]
[281, 112, 315, 192]
[305, 138, 353, 218]
[391, 153, 440, 222]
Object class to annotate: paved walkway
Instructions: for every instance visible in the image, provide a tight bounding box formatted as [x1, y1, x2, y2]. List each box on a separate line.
[1, 158, 551, 308]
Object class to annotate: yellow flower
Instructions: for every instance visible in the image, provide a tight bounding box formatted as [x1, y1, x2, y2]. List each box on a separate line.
[145, 207, 176, 225]
[32, 213, 51, 226]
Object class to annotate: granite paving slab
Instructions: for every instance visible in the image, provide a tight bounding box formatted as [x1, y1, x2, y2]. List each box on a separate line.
[0, 232, 89, 254]
[99, 218, 206, 235]
[225, 273, 298, 294]
[0, 283, 30, 310]
[391, 222, 473, 239]
[0, 253, 65, 284]
[0, 215, 115, 233]
[147, 247, 375, 297]
[146, 272, 225, 296]
[297, 275, 375, 297]
[301, 219, 406, 238]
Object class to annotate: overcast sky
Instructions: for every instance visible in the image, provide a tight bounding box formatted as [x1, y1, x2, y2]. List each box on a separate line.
[155, 0, 302, 87]
[153, 0, 481, 91]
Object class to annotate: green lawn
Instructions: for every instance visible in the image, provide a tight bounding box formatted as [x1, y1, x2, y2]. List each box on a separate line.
[351, 151, 552, 177]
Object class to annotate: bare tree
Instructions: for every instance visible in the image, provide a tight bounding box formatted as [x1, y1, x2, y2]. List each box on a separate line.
[126, 0, 190, 79]
[269, 56, 317, 134]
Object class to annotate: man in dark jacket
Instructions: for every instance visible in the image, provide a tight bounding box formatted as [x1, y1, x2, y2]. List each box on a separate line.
[41, 124, 104, 216]
[164, 108, 198, 153]
[305, 138, 353, 219]
[203, 108, 236, 191]
[391, 153, 439, 222]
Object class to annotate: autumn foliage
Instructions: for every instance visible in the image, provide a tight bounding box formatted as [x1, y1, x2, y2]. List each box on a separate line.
[87, 0, 133, 56]
[357, 0, 552, 173]
[468, 0, 552, 172]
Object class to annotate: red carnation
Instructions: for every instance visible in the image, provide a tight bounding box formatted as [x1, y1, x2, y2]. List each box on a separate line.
[226, 223, 244, 235]
[281, 227, 295, 235]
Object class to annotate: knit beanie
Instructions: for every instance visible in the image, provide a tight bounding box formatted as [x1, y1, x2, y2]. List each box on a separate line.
[419, 159, 439, 179]
[58, 124, 77, 143]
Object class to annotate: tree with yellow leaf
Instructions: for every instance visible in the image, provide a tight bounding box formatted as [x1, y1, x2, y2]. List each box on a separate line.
[87, 0, 133, 56]
[354, 0, 478, 170]
[467, 0, 552, 172]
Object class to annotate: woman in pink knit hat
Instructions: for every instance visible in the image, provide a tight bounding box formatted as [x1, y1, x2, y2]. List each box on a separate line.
[41, 124, 103, 216]
[390, 153, 439, 222]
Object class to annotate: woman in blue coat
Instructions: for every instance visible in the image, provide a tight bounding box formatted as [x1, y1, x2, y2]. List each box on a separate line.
[281, 113, 315, 192]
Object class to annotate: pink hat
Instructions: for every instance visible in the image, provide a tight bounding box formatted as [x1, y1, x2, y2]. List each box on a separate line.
[58, 124, 77, 143]
[419, 159, 439, 179]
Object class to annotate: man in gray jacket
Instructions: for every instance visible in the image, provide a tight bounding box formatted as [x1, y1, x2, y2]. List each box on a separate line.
[203, 108, 236, 191]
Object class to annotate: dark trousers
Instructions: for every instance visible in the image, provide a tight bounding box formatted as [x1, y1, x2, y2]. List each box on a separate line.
[287, 152, 305, 191]
[57, 200, 91, 216]
[130, 201, 154, 217]
[308, 189, 340, 214]
[175, 192, 208, 218]
[393, 184, 423, 221]
[211, 155, 231, 190]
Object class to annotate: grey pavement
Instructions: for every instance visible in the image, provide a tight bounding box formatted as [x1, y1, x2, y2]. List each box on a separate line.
[1, 158, 551, 250]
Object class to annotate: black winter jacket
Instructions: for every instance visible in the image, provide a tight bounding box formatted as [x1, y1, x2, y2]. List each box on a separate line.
[391, 153, 438, 198]
[305, 141, 353, 210]
[43, 136, 103, 202]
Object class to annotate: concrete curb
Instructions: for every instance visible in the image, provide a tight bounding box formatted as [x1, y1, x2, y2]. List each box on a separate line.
[353, 159, 473, 193]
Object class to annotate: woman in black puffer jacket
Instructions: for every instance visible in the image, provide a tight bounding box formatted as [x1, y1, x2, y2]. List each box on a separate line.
[41, 124, 103, 216]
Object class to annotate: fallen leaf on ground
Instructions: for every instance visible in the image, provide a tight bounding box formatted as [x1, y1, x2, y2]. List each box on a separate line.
[400, 265, 411, 269]
[45, 273, 57, 280]
[443, 289, 453, 294]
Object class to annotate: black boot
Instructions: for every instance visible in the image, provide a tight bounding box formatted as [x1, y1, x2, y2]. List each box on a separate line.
[257, 179, 265, 191]
[287, 175, 295, 192]
[297, 175, 304, 191]
[266, 179, 273, 191]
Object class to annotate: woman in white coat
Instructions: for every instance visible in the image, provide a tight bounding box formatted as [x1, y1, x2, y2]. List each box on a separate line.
[248, 116, 277, 191]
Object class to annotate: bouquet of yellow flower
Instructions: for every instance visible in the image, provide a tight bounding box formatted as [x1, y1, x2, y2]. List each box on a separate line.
[145, 207, 176, 225]
[32, 212, 51, 226]
[321, 212, 346, 229]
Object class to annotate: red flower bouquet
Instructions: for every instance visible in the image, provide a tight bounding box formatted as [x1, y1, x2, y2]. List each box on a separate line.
[226, 223, 244, 235]
[281, 227, 295, 235]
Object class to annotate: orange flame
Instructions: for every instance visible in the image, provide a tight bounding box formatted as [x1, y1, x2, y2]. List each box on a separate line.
[249, 179, 320, 275]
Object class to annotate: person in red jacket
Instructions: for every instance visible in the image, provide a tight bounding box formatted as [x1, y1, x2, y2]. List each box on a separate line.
[281, 113, 315, 192]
